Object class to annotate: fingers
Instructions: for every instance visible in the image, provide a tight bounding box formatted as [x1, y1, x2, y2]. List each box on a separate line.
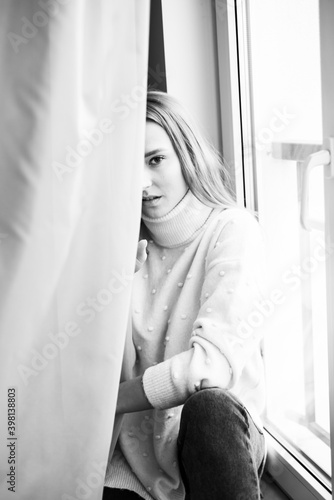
[135, 239, 148, 272]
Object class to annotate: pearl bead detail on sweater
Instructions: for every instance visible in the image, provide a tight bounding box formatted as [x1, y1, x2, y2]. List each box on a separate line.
[143, 274, 148, 279]
[178, 282, 183, 287]
[206, 307, 212, 313]
[116, 207, 264, 499]
[161, 255, 166, 260]
[152, 289, 156, 294]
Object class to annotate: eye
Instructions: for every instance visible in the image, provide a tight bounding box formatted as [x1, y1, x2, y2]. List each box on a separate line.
[149, 155, 165, 166]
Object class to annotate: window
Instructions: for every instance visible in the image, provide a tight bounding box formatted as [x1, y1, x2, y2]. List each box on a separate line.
[215, 1, 334, 498]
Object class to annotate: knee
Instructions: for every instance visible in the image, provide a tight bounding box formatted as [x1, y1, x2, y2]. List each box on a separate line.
[181, 388, 241, 426]
[178, 389, 247, 459]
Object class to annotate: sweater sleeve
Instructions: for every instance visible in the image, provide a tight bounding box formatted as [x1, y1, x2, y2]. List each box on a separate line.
[142, 210, 266, 410]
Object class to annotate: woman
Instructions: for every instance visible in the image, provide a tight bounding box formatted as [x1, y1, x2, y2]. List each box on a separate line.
[103, 91, 266, 500]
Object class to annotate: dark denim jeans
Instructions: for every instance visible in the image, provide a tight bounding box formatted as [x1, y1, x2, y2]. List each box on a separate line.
[178, 388, 266, 500]
[103, 389, 266, 500]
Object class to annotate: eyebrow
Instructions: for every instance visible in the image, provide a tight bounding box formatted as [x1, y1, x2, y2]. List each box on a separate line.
[145, 148, 167, 158]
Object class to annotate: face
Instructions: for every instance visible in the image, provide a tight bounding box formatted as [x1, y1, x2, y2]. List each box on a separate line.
[142, 121, 188, 218]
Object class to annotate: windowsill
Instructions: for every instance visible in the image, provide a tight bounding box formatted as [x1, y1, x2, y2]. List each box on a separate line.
[265, 416, 331, 480]
[261, 471, 292, 499]
[264, 430, 332, 500]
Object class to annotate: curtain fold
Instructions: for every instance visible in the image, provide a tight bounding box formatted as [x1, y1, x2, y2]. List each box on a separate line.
[0, 1, 150, 498]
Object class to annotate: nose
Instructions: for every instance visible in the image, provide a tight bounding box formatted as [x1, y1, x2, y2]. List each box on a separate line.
[142, 164, 152, 191]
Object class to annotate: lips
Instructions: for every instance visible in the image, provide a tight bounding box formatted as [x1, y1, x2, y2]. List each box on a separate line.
[142, 195, 161, 202]
[142, 195, 162, 207]
[143, 196, 160, 201]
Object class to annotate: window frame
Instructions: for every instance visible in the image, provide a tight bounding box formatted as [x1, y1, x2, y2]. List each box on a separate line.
[214, 1, 334, 499]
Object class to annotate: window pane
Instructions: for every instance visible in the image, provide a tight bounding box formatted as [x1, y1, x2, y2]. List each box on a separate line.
[246, 0, 331, 484]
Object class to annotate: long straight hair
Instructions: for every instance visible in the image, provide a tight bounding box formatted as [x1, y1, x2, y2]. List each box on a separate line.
[146, 90, 236, 209]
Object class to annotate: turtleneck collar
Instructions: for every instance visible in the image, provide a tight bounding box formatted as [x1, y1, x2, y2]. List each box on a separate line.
[141, 190, 214, 248]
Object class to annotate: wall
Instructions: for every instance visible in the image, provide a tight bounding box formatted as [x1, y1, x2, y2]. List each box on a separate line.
[161, 0, 222, 151]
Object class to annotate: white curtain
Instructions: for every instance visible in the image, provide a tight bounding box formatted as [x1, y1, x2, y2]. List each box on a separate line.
[0, 1, 150, 499]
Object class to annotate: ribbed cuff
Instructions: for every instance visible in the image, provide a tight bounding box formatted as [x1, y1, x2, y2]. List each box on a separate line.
[142, 360, 187, 409]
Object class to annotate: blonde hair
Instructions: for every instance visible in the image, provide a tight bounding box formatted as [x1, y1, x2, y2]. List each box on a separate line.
[146, 90, 236, 208]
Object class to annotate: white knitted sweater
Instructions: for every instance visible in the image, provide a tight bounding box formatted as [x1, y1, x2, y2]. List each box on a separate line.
[105, 191, 266, 500]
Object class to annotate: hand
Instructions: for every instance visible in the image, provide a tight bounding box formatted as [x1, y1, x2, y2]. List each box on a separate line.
[135, 239, 148, 272]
